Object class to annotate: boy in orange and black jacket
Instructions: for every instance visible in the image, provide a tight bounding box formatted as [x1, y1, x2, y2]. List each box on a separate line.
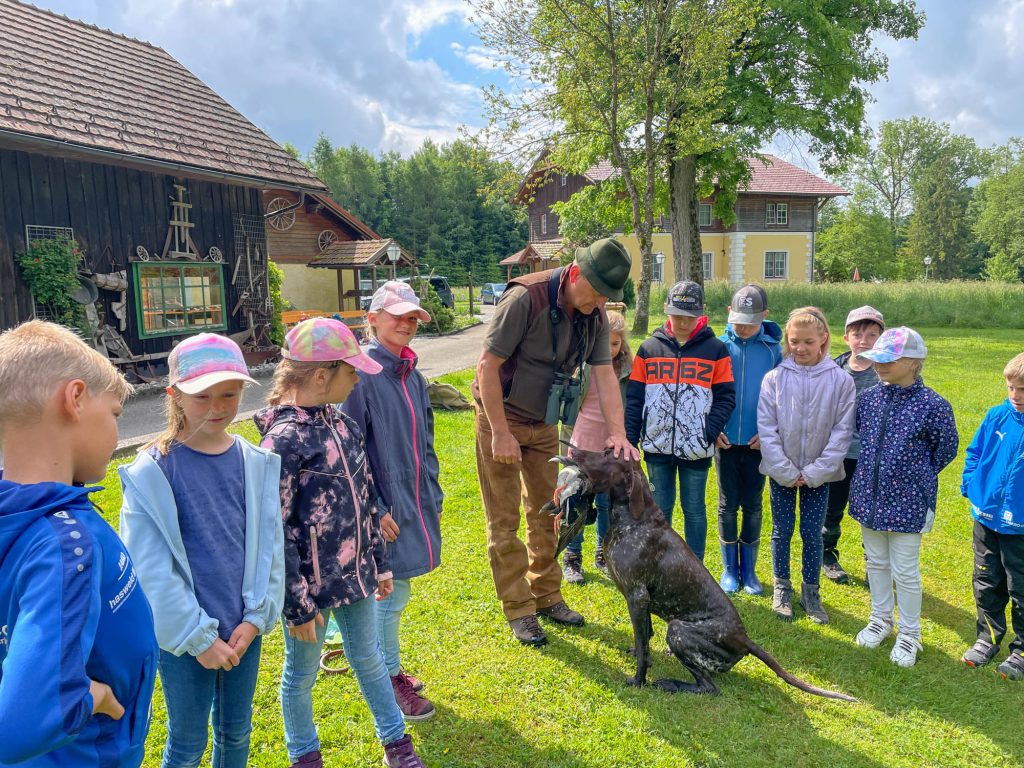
[625, 280, 735, 562]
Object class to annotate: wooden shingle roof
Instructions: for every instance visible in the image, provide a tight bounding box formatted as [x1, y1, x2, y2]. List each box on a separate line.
[308, 238, 412, 269]
[0, 0, 326, 191]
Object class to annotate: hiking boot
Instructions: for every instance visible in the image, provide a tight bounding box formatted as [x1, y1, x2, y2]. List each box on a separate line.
[562, 551, 585, 585]
[719, 542, 740, 594]
[962, 638, 1000, 668]
[382, 734, 426, 768]
[799, 583, 829, 624]
[738, 540, 763, 596]
[391, 673, 435, 721]
[289, 751, 323, 768]
[890, 634, 923, 668]
[538, 600, 586, 626]
[772, 578, 794, 622]
[997, 650, 1024, 681]
[399, 669, 425, 692]
[822, 560, 849, 585]
[594, 547, 608, 574]
[855, 618, 893, 649]
[508, 614, 547, 646]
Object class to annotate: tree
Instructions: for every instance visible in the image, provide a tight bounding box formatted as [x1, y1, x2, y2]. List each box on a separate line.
[472, 0, 753, 333]
[815, 199, 895, 282]
[973, 148, 1024, 282]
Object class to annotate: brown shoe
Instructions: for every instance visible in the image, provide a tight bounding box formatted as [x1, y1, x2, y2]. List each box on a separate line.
[390, 674, 435, 721]
[508, 614, 547, 646]
[538, 600, 585, 626]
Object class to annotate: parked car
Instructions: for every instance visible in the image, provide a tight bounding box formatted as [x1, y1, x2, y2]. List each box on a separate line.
[399, 275, 455, 309]
[480, 282, 507, 305]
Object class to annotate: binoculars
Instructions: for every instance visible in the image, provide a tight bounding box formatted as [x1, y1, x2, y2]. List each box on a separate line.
[544, 372, 583, 426]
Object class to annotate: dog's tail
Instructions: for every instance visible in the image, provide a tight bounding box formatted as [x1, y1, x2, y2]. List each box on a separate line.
[746, 641, 858, 702]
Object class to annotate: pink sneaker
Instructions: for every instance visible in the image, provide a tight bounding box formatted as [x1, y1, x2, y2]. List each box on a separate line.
[383, 734, 426, 767]
[289, 751, 323, 768]
[399, 669, 425, 692]
[390, 674, 435, 721]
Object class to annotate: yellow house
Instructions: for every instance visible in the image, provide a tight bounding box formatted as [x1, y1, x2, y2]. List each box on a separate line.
[511, 154, 848, 285]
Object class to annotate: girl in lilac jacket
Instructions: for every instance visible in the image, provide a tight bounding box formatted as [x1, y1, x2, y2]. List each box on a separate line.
[757, 307, 855, 626]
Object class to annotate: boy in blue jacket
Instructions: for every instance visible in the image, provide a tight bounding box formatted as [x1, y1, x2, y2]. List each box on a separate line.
[715, 284, 782, 595]
[0, 321, 157, 767]
[961, 352, 1024, 680]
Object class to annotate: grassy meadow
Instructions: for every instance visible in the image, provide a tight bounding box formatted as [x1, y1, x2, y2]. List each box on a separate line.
[87, 321, 1024, 768]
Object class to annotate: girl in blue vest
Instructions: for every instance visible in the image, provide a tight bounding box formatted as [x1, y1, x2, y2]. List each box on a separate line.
[343, 281, 443, 721]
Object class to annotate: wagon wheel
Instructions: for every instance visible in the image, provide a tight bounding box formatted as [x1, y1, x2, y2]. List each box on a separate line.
[266, 197, 296, 231]
[207, 246, 224, 263]
[317, 229, 338, 252]
[135, 245, 150, 262]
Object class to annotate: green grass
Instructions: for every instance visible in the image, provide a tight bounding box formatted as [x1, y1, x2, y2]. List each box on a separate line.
[89, 331, 1024, 767]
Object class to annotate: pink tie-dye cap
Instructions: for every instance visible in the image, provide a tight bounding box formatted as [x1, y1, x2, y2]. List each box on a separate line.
[282, 318, 383, 374]
[167, 333, 258, 395]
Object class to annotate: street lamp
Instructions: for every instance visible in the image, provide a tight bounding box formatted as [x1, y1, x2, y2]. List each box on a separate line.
[654, 251, 665, 283]
[923, 256, 933, 281]
[386, 241, 401, 280]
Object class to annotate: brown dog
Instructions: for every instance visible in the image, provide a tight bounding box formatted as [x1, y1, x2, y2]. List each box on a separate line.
[554, 449, 856, 701]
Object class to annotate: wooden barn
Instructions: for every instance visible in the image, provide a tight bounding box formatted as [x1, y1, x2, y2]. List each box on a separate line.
[0, 0, 327, 375]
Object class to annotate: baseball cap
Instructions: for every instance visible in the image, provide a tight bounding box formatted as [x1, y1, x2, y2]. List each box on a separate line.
[845, 305, 885, 330]
[858, 326, 927, 364]
[728, 284, 768, 325]
[282, 318, 383, 374]
[167, 333, 258, 395]
[665, 281, 704, 317]
[369, 280, 431, 323]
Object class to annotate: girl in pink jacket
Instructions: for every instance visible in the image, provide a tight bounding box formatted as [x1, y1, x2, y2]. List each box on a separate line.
[757, 307, 855, 625]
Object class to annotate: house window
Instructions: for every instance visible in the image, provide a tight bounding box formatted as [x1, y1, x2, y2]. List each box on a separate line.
[764, 251, 788, 280]
[560, 174, 567, 187]
[702, 251, 714, 279]
[541, 213, 548, 235]
[766, 202, 788, 226]
[699, 204, 712, 228]
[133, 262, 226, 337]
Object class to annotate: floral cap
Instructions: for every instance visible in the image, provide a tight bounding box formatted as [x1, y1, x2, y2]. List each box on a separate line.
[282, 318, 382, 374]
[858, 326, 927, 364]
[167, 333, 258, 395]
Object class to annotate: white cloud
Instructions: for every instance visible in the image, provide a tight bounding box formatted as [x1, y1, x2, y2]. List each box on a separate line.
[450, 41, 505, 70]
[979, 0, 1024, 57]
[402, 0, 471, 38]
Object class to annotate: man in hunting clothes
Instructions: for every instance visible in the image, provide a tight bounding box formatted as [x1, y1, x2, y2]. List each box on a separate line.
[472, 238, 638, 646]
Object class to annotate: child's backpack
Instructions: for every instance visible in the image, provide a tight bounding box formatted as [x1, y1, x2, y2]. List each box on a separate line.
[427, 381, 472, 411]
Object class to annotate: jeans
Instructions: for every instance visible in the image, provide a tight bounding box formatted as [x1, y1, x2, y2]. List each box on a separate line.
[376, 577, 412, 676]
[769, 480, 829, 585]
[715, 445, 764, 544]
[158, 636, 262, 768]
[566, 493, 610, 555]
[822, 458, 858, 563]
[861, 526, 923, 639]
[281, 600, 405, 761]
[647, 458, 710, 561]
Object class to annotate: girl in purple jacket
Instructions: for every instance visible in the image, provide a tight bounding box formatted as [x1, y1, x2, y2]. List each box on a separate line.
[254, 318, 428, 768]
[849, 327, 958, 668]
[757, 307, 855, 625]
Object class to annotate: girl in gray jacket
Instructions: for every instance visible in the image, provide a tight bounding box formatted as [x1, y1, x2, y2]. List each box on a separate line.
[757, 307, 855, 625]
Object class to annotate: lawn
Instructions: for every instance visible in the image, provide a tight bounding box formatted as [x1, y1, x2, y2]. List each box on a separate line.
[89, 326, 1024, 768]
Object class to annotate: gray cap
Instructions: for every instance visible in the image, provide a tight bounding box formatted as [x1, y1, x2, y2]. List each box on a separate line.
[845, 305, 885, 330]
[728, 284, 768, 325]
[665, 281, 704, 317]
[858, 326, 927, 363]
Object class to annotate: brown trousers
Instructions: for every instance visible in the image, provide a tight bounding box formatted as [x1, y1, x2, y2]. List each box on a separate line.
[475, 406, 562, 620]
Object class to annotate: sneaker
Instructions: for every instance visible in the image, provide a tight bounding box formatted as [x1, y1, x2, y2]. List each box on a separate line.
[890, 634, 923, 668]
[855, 618, 893, 649]
[822, 560, 849, 585]
[594, 547, 608, 574]
[799, 583, 829, 625]
[390, 674, 435, 721]
[538, 600, 586, 626]
[997, 650, 1024, 681]
[772, 578, 794, 622]
[289, 751, 323, 768]
[399, 669, 425, 692]
[382, 734, 426, 768]
[508, 614, 547, 646]
[562, 552, 585, 585]
[962, 638, 1000, 668]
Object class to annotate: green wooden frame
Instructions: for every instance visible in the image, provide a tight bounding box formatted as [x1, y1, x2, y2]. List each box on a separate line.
[132, 261, 227, 338]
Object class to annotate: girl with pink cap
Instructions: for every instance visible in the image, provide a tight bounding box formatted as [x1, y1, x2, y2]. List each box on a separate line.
[254, 318, 428, 768]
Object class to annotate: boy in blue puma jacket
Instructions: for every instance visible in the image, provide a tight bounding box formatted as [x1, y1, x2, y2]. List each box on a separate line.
[0, 321, 157, 768]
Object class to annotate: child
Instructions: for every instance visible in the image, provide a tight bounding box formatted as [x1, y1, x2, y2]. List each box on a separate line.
[562, 310, 632, 582]
[0, 320, 157, 767]
[849, 327, 958, 667]
[342, 281, 442, 719]
[716, 285, 782, 595]
[822, 306, 884, 584]
[120, 333, 285, 768]
[255, 318, 428, 768]
[626, 280, 735, 562]
[758, 307, 855, 624]
[960, 352, 1024, 679]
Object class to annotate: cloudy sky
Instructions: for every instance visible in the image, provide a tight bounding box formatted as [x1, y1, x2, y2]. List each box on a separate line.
[31, 0, 1024, 166]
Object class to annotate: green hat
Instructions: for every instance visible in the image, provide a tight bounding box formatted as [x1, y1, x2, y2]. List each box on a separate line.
[574, 238, 631, 301]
